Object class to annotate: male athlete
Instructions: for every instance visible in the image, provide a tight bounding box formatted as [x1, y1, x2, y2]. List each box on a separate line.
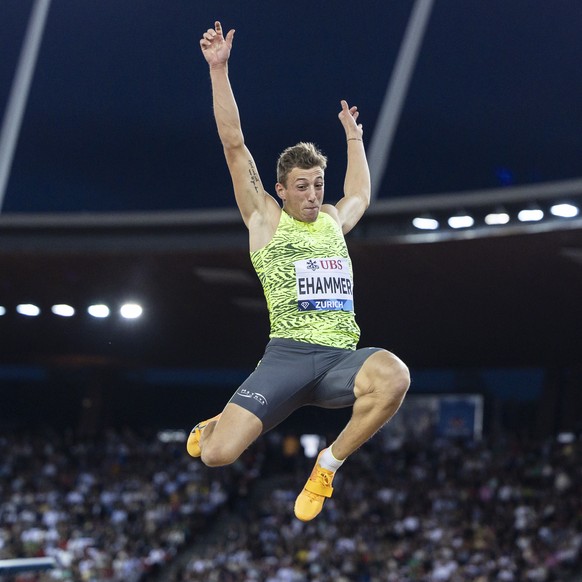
[188, 21, 410, 522]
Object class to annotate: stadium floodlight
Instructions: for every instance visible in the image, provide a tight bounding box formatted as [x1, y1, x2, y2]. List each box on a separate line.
[51, 304, 75, 317]
[120, 303, 143, 319]
[157, 430, 187, 443]
[300, 434, 323, 458]
[0, 306, 5, 316]
[88, 304, 110, 318]
[16, 304, 40, 316]
[518, 208, 544, 222]
[550, 203, 579, 218]
[448, 213, 474, 229]
[485, 211, 510, 225]
[412, 216, 439, 230]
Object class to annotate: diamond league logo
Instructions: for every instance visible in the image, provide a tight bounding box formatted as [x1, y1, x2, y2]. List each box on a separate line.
[301, 301, 310, 310]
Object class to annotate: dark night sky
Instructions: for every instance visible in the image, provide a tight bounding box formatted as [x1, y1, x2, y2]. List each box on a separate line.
[1, 0, 580, 214]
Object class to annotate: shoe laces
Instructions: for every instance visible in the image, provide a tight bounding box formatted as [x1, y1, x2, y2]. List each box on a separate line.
[313, 466, 333, 486]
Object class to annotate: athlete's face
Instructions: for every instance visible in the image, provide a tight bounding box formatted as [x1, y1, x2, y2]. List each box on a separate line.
[276, 166, 324, 223]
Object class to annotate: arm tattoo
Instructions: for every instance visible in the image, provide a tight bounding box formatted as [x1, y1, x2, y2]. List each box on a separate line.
[248, 160, 260, 194]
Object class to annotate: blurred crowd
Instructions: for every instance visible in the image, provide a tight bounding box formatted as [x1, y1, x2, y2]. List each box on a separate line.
[0, 428, 259, 582]
[176, 433, 582, 582]
[1, 427, 581, 582]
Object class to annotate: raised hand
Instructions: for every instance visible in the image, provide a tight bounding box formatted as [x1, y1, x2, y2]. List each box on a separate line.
[338, 100, 363, 140]
[200, 21, 235, 68]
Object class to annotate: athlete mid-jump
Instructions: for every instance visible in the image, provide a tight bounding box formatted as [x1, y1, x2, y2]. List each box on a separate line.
[188, 21, 410, 522]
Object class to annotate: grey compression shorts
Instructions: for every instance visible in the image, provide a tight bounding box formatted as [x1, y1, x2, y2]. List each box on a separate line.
[228, 338, 383, 434]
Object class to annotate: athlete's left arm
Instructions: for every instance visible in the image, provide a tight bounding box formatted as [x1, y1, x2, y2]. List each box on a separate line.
[332, 100, 371, 234]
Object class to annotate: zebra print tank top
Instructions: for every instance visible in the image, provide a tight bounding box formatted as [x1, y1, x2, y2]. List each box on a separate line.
[250, 210, 360, 350]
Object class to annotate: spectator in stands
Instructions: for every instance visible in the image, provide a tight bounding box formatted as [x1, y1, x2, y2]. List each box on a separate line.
[0, 429, 250, 582]
[179, 433, 582, 582]
[1, 427, 581, 581]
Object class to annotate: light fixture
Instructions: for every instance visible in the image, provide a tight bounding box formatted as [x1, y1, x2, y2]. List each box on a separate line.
[157, 430, 187, 443]
[550, 203, 579, 218]
[412, 216, 439, 230]
[51, 304, 75, 317]
[518, 207, 544, 222]
[88, 304, 110, 318]
[448, 212, 474, 229]
[0, 306, 5, 316]
[16, 304, 40, 317]
[120, 303, 143, 319]
[485, 210, 510, 225]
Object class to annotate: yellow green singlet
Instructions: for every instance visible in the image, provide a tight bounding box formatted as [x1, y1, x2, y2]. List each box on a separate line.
[250, 210, 360, 350]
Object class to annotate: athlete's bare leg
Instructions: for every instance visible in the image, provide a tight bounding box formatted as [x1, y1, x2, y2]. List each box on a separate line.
[200, 402, 263, 467]
[331, 350, 410, 459]
[295, 350, 409, 521]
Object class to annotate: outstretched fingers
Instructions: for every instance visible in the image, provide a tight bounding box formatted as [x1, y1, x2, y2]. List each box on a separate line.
[339, 99, 364, 137]
[215, 21, 235, 48]
[340, 99, 359, 118]
[224, 28, 235, 46]
[204, 21, 234, 48]
[200, 21, 235, 56]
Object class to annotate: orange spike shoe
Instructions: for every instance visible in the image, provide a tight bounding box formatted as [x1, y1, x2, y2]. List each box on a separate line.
[294, 449, 335, 521]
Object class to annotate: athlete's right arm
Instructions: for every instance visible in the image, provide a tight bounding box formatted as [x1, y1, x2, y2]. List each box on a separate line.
[201, 22, 280, 232]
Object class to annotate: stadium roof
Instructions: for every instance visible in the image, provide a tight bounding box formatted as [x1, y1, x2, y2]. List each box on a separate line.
[1, 1, 581, 213]
[1, 205, 581, 372]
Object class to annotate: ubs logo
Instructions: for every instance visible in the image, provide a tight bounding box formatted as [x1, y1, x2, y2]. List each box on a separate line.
[319, 259, 343, 270]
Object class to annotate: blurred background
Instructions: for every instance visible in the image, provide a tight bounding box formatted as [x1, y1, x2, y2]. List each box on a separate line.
[0, 1, 581, 580]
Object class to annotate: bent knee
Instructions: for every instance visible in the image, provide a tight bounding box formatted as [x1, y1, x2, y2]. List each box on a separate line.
[388, 354, 411, 398]
[200, 443, 240, 468]
[358, 350, 410, 400]
[199, 406, 262, 467]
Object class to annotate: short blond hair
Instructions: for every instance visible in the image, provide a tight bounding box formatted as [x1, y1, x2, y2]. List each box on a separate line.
[276, 142, 327, 187]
